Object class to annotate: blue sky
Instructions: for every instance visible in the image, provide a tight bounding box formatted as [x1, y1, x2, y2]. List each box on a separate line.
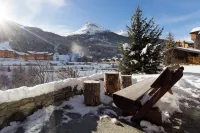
[2, 0, 200, 40]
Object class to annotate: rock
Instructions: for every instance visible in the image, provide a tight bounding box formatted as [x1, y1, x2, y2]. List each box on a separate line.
[20, 98, 34, 105]
[0, 103, 7, 110]
[0, 106, 7, 117]
[20, 102, 35, 110]
[0, 116, 5, 125]
[44, 99, 54, 107]
[7, 101, 21, 109]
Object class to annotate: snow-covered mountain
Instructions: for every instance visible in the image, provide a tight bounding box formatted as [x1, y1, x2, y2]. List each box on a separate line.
[68, 22, 110, 36]
[115, 30, 128, 37]
[66, 22, 130, 58]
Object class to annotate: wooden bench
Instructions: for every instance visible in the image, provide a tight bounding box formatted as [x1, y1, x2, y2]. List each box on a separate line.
[113, 65, 184, 125]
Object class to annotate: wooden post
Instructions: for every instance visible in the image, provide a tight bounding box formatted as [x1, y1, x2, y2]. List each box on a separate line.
[84, 80, 101, 106]
[121, 75, 132, 89]
[104, 72, 120, 95]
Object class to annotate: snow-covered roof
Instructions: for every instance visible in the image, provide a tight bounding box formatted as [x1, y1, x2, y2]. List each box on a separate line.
[48, 53, 53, 55]
[27, 51, 36, 54]
[68, 22, 109, 36]
[15, 51, 28, 55]
[87, 56, 93, 58]
[0, 41, 14, 51]
[175, 47, 200, 54]
[184, 40, 194, 44]
[190, 27, 200, 33]
[27, 51, 49, 54]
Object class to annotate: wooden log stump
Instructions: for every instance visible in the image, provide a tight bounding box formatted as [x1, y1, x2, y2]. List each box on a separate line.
[121, 75, 132, 89]
[84, 80, 101, 106]
[104, 72, 120, 95]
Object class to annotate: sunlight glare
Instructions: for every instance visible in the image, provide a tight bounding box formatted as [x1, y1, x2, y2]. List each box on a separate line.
[0, 6, 9, 23]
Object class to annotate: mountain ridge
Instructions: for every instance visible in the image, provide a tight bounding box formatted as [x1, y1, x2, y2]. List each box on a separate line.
[0, 21, 130, 59]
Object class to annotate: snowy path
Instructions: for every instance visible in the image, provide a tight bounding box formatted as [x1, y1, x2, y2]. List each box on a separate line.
[0, 103, 144, 133]
[162, 71, 200, 133]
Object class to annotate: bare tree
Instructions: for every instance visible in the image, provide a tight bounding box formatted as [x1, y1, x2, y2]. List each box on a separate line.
[164, 32, 176, 65]
[0, 65, 10, 90]
[57, 67, 79, 80]
[26, 65, 40, 86]
[31, 60, 55, 84]
[10, 61, 55, 88]
[11, 64, 27, 88]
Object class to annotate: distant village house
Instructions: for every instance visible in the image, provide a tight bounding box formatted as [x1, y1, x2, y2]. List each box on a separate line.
[168, 27, 200, 64]
[27, 51, 53, 60]
[190, 27, 200, 49]
[176, 40, 194, 48]
[168, 47, 200, 64]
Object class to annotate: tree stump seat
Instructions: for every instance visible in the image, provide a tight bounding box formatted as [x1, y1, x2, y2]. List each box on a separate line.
[121, 75, 132, 89]
[84, 80, 101, 106]
[104, 72, 120, 95]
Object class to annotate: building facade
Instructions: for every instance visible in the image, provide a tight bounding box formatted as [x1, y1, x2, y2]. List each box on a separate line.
[190, 27, 200, 49]
[0, 50, 53, 61]
[169, 47, 200, 64]
[176, 41, 194, 48]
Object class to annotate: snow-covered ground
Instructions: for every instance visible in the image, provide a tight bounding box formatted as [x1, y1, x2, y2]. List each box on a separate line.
[132, 65, 200, 132]
[0, 65, 200, 133]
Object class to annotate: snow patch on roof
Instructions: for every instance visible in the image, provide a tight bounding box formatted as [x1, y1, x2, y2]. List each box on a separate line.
[48, 53, 53, 55]
[175, 47, 200, 54]
[15, 51, 28, 55]
[184, 40, 194, 44]
[68, 22, 109, 36]
[191, 27, 200, 33]
[27, 51, 49, 54]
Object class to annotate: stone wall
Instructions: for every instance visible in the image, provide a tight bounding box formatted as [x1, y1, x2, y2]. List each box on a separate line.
[0, 86, 82, 129]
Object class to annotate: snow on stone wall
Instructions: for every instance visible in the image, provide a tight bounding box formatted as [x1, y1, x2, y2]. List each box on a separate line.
[0, 73, 104, 128]
[0, 73, 104, 104]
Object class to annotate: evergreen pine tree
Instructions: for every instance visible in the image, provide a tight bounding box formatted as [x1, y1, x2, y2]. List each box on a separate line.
[119, 6, 163, 74]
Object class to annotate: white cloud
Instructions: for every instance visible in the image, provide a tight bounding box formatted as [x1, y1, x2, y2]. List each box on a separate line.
[25, 0, 67, 14]
[26, 0, 67, 8]
[44, 0, 67, 7]
[158, 10, 200, 24]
